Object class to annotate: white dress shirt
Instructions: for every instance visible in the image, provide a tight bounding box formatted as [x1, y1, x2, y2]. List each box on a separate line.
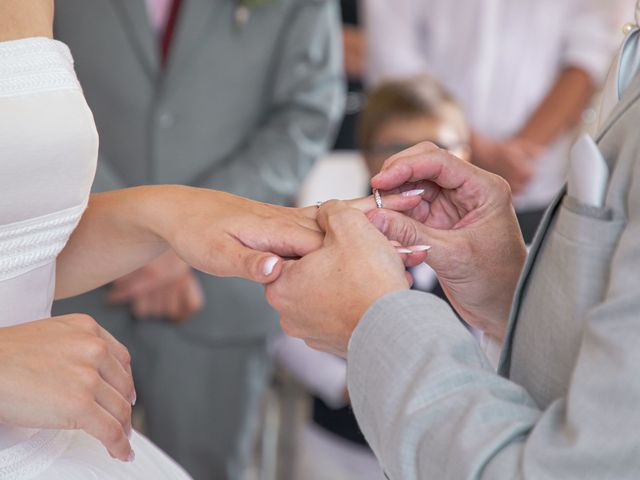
[364, 0, 623, 210]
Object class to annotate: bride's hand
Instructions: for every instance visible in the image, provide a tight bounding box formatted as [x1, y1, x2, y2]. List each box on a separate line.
[148, 187, 325, 284]
[366, 142, 527, 341]
[0, 315, 135, 462]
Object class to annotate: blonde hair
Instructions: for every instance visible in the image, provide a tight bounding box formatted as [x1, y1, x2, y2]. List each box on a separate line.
[358, 75, 467, 152]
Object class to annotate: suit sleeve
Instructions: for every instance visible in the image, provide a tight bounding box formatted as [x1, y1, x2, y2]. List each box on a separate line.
[193, 0, 345, 205]
[347, 156, 640, 478]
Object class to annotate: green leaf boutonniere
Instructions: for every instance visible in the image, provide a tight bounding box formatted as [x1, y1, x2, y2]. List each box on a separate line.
[234, 0, 277, 30]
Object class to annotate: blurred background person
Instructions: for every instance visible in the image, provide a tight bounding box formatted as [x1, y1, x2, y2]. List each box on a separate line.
[52, 1, 344, 478]
[364, 0, 622, 242]
[333, 0, 366, 150]
[275, 74, 469, 480]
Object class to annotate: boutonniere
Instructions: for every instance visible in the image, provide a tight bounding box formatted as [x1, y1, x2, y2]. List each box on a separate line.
[234, 0, 277, 30]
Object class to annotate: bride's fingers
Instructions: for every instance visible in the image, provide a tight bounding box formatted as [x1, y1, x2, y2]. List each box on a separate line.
[297, 205, 320, 220]
[295, 216, 322, 232]
[94, 327, 133, 377]
[94, 378, 133, 439]
[98, 352, 136, 406]
[346, 190, 425, 213]
[82, 403, 133, 462]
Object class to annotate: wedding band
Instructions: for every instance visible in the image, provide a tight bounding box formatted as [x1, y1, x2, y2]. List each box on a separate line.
[373, 189, 383, 209]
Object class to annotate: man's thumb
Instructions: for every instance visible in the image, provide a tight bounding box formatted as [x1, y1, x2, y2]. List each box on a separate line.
[367, 209, 425, 247]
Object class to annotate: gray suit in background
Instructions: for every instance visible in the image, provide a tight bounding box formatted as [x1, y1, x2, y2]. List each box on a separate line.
[346, 41, 640, 480]
[52, 1, 344, 478]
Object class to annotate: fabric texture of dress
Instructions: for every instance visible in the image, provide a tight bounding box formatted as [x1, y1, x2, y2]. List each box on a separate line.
[0, 37, 191, 480]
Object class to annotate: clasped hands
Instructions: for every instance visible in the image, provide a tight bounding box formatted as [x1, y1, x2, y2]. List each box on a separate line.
[264, 143, 528, 357]
[0, 143, 525, 464]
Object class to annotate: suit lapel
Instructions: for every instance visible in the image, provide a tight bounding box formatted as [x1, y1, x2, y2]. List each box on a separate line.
[498, 187, 566, 376]
[596, 57, 640, 143]
[163, 0, 218, 80]
[109, 0, 160, 79]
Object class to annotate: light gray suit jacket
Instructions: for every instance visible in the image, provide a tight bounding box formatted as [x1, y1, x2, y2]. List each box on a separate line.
[347, 61, 640, 480]
[53, 0, 344, 341]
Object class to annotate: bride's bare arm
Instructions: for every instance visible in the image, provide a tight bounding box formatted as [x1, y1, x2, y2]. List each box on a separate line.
[0, 0, 53, 41]
[55, 185, 324, 299]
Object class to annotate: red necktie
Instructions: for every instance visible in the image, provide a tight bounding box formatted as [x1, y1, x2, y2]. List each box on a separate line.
[161, 0, 182, 66]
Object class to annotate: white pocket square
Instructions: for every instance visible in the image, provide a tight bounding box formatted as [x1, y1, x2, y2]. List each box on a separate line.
[568, 134, 609, 209]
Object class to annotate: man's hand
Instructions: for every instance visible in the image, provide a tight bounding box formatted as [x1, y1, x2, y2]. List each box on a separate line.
[369, 142, 527, 341]
[0, 315, 135, 462]
[108, 250, 204, 323]
[265, 201, 410, 357]
[471, 132, 542, 194]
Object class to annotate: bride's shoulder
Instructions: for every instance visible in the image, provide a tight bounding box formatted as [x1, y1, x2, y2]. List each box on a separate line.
[0, 0, 54, 43]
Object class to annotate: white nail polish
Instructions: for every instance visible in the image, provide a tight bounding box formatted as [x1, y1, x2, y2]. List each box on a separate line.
[263, 257, 279, 276]
[409, 245, 432, 252]
[127, 450, 136, 463]
[402, 189, 425, 197]
[396, 248, 413, 254]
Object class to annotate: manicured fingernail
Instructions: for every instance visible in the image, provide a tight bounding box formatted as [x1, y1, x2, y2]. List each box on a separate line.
[409, 245, 432, 252]
[263, 257, 279, 276]
[402, 189, 425, 197]
[396, 248, 413, 254]
[127, 450, 136, 462]
[131, 390, 137, 406]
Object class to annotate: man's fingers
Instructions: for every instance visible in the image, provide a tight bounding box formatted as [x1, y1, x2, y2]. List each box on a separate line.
[165, 285, 182, 321]
[404, 270, 414, 287]
[316, 200, 371, 234]
[372, 149, 476, 192]
[403, 249, 429, 268]
[367, 209, 425, 247]
[275, 225, 324, 258]
[183, 274, 205, 318]
[380, 141, 441, 172]
[241, 224, 323, 259]
[82, 404, 133, 462]
[108, 274, 158, 304]
[146, 289, 165, 317]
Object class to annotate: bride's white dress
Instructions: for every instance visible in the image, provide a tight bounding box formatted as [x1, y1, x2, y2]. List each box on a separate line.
[0, 37, 191, 479]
